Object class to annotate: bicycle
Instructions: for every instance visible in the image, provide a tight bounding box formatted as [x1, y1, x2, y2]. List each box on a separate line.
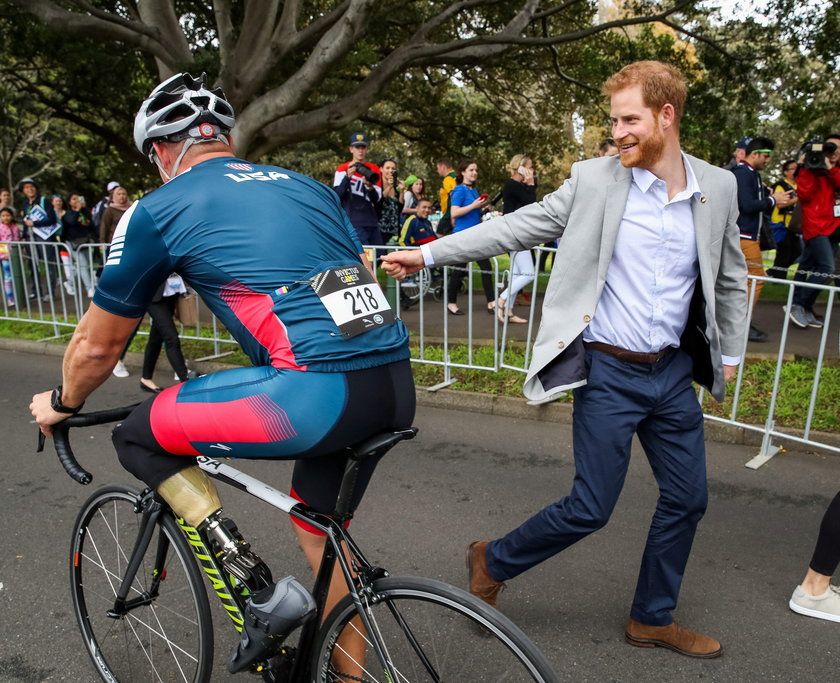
[43, 404, 559, 682]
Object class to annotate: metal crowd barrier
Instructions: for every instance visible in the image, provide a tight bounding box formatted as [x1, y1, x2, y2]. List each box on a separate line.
[702, 273, 839, 467]
[2, 241, 837, 463]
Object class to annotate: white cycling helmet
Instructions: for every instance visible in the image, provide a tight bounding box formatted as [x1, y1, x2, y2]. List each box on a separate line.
[133, 72, 235, 171]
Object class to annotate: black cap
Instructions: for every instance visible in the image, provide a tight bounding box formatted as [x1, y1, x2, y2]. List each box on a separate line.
[746, 136, 774, 155]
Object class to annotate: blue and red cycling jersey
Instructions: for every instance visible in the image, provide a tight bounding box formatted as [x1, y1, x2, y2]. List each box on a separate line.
[94, 157, 409, 372]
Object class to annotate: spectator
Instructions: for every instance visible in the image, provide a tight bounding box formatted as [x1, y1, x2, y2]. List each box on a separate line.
[768, 159, 802, 278]
[598, 138, 618, 157]
[383, 61, 747, 658]
[61, 193, 97, 299]
[789, 492, 840, 623]
[51, 195, 77, 296]
[401, 175, 425, 217]
[723, 136, 752, 171]
[497, 154, 537, 324]
[333, 132, 384, 246]
[99, 185, 132, 244]
[398, 198, 437, 246]
[786, 135, 840, 328]
[18, 177, 60, 301]
[435, 158, 458, 236]
[377, 158, 401, 242]
[139, 274, 194, 393]
[91, 181, 120, 235]
[731, 136, 794, 341]
[0, 206, 21, 307]
[445, 159, 494, 316]
[0, 188, 12, 209]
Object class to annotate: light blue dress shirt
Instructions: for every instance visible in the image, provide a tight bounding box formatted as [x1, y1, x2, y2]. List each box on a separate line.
[583, 155, 701, 355]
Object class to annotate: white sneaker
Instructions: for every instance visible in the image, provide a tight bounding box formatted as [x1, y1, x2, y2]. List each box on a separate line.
[63, 280, 76, 296]
[789, 585, 840, 623]
[112, 360, 130, 378]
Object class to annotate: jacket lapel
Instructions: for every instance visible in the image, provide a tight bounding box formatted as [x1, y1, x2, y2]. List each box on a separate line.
[689, 158, 712, 269]
[598, 164, 632, 283]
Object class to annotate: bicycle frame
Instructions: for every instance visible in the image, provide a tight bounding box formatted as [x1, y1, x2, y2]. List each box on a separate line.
[195, 455, 398, 681]
[100, 453, 399, 681]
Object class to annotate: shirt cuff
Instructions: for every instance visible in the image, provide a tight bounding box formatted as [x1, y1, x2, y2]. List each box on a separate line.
[722, 354, 741, 367]
[420, 243, 434, 266]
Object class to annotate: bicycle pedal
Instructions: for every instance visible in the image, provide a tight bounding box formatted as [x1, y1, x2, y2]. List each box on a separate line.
[257, 647, 296, 681]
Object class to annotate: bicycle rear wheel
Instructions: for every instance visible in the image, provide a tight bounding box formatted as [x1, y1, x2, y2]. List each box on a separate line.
[311, 576, 558, 682]
[69, 484, 213, 682]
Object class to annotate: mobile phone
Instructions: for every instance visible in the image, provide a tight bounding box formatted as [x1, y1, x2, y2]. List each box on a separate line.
[478, 193, 489, 201]
[517, 165, 528, 176]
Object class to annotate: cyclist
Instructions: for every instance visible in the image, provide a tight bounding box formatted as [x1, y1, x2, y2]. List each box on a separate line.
[30, 73, 415, 675]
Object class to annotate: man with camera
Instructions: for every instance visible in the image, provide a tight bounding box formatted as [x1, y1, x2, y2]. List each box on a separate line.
[333, 132, 384, 246]
[786, 135, 840, 329]
[731, 136, 795, 342]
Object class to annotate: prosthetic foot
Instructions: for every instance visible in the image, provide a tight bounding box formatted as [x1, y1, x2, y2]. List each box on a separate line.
[227, 576, 316, 674]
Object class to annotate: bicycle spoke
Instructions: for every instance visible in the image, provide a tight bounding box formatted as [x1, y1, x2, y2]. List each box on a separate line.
[315, 579, 556, 682]
[71, 487, 212, 682]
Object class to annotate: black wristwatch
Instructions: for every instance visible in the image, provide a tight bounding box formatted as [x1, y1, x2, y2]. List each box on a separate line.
[51, 385, 84, 415]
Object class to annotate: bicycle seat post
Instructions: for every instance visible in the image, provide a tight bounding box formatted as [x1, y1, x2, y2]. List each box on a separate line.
[332, 453, 362, 525]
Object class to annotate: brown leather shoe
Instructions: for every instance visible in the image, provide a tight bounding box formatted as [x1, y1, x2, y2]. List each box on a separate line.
[466, 541, 505, 608]
[625, 618, 722, 658]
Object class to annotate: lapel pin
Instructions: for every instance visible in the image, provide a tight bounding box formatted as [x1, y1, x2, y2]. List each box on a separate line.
[700, 195, 707, 203]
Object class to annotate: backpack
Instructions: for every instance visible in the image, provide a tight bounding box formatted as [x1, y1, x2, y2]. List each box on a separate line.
[787, 201, 803, 235]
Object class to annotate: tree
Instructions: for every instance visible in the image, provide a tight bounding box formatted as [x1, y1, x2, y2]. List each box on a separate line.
[7, 0, 706, 160]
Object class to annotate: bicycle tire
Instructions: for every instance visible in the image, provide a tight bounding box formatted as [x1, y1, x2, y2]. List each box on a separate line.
[69, 484, 214, 682]
[310, 575, 558, 682]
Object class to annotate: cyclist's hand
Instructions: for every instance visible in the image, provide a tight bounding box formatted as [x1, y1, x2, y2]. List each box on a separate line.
[30, 390, 70, 437]
[380, 250, 425, 280]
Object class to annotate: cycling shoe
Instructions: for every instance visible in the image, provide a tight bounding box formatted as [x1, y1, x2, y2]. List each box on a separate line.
[227, 576, 316, 674]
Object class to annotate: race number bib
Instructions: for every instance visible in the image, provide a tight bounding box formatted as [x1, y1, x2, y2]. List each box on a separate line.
[310, 265, 395, 338]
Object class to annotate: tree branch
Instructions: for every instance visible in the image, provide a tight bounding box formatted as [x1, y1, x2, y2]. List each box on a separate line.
[7, 0, 191, 70]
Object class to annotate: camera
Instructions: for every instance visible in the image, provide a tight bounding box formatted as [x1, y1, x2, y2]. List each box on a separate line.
[351, 162, 380, 185]
[801, 140, 838, 171]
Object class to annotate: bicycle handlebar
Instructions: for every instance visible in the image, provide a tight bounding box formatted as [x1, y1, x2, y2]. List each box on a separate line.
[38, 404, 142, 485]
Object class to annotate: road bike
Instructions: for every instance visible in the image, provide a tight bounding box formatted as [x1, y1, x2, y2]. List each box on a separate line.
[44, 404, 559, 682]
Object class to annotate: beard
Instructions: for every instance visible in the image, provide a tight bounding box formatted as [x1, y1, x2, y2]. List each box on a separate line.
[616, 121, 666, 169]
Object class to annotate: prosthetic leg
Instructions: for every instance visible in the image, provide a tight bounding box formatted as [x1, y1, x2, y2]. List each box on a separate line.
[156, 466, 315, 673]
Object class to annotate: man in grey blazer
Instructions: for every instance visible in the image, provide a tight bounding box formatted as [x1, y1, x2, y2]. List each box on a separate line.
[383, 61, 747, 658]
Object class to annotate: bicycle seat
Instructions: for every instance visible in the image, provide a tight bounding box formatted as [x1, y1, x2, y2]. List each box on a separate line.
[348, 428, 418, 460]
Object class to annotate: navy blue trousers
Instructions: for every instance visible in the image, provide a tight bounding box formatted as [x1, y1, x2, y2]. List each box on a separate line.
[486, 347, 707, 626]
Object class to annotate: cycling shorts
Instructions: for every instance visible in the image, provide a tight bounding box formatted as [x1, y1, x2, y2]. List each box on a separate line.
[113, 360, 415, 530]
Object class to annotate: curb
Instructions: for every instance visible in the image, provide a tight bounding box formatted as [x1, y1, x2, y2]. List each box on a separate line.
[3, 336, 837, 454]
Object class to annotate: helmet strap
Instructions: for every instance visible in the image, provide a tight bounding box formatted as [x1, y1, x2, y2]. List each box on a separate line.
[151, 133, 231, 181]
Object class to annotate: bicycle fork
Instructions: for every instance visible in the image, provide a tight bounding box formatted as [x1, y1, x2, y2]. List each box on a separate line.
[105, 490, 167, 618]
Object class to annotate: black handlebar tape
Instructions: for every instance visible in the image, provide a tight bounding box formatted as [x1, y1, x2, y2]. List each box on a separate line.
[53, 424, 92, 485]
[52, 404, 142, 485]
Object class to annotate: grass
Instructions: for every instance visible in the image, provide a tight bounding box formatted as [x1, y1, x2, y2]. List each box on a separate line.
[411, 342, 840, 433]
[1, 318, 837, 433]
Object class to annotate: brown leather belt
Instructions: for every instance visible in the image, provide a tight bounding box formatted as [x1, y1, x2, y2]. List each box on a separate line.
[583, 341, 672, 365]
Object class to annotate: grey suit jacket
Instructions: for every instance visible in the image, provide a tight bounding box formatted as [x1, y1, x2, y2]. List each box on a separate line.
[428, 154, 748, 402]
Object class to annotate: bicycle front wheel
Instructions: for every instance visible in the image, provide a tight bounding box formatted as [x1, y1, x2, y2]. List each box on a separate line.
[311, 576, 558, 682]
[69, 484, 214, 682]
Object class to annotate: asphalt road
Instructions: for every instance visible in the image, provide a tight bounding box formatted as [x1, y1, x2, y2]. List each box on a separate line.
[1, 349, 838, 682]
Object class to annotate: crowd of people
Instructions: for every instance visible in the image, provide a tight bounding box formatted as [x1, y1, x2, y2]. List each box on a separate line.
[332, 137, 544, 321]
[1, 178, 198, 389]
[725, 133, 840, 342]
[0, 178, 128, 305]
